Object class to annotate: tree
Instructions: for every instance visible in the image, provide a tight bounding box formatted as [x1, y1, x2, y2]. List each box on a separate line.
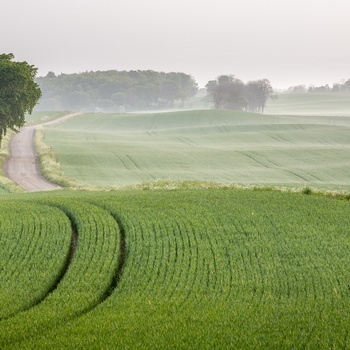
[219, 75, 245, 110]
[0, 53, 41, 142]
[205, 80, 221, 109]
[172, 73, 198, 107]
[343, 79, 350, 92]
[287, 85, 307, 93]
[159, 79, 178, 106]
[246, 79, 275, 113]
[206, 75, 250, 111]
[332, 83, 342, 92]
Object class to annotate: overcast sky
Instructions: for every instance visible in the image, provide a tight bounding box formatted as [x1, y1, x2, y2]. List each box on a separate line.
[2, 0, 349, 88]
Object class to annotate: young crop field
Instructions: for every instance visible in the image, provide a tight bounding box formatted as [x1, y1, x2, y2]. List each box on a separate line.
[41, 109, 350, 190]
[1, 188, 350, 349]
[265, 92, 350, 116]
[0, 202, 72, 319]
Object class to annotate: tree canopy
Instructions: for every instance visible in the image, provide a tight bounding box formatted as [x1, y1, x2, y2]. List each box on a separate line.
[36, 70, 198, 112]
[288, 79, 350, 93]
[0, 54, 41, 142]
[206, 75, 275, 113]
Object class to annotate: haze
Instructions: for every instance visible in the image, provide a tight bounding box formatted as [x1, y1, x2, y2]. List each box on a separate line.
[2, 0, 350, 88]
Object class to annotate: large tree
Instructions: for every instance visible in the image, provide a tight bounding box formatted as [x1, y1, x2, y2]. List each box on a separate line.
[0, 53, 41, 142]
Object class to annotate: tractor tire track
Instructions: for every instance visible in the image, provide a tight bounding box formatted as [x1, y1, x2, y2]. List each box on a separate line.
[0, 202, 126, 348]
[0, 209, 77, 321]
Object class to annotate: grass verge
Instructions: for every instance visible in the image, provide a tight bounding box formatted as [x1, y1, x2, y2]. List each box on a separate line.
[35, 127, 79, 189]
[0, 132, 24, 193]
[126, 180, 350, 201]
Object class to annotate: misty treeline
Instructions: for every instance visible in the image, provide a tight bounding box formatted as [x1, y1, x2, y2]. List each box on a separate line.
[288, 79, 350, 93]
[35, 70, 198, 112]
[205, 75, 275, 113]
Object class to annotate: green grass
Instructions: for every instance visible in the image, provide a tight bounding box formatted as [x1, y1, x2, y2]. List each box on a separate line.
[265, 92, 350, 116]
[0, 187, 8, 194]
[1, 95, 349, 349]
[0, 202, 71, 319]
[0, 131, 24, 194]
[1, 188, 350, 349]
[0, 196, 121, 348]
[41, 109, 350, 191]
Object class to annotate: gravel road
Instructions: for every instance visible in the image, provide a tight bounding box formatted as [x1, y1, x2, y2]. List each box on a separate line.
[4, 113, 80, 192]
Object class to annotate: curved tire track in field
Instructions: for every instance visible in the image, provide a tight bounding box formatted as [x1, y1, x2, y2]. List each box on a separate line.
[4, 112, 80, 192]
[0, 210, 78, 322]
[0, 201, 126, 348]
[48, 202, 127, 311]
[100, 213, 127, 299]
[28, 203, 127, 317]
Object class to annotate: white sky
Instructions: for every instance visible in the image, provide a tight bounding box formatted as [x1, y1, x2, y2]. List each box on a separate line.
[2, 0, 350, 88]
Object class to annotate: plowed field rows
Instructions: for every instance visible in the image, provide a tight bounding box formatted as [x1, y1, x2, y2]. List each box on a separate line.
[1, 189, 350, 349]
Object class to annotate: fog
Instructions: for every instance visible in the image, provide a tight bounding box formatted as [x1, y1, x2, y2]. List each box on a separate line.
[2, 0, 350, 88]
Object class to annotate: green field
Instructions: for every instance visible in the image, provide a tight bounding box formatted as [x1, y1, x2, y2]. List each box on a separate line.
[41, 109, 350, 190]
[1, 189, 350, 349]
[0, 202, 72, 319]
[0, 187, 8, 194]
[1, 95, 350, 348]
[265, 92, 350, 116]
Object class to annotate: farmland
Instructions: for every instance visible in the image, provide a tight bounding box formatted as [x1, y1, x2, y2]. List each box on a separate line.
[1, 94, 350, 348]
[265, 92, 350, 117]
[0, 188, 350, 349]
[0, 202, 71, 319]
[40, 108, 350, 190]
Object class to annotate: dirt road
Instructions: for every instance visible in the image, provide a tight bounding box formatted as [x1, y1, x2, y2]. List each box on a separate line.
[4, 113, 80, 192]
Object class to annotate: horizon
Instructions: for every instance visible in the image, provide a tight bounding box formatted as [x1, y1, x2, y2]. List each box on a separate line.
[2, 0, 350, 90]
[35, 68, 347, 91]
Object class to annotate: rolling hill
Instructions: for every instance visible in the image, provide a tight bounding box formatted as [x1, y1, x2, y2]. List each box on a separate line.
[41, 109, 350, 190]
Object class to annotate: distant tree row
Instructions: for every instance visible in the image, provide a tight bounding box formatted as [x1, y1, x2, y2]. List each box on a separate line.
[205, 75, 275, 113]
[287, 79, 350, 93]
[35, 70, 198, 112]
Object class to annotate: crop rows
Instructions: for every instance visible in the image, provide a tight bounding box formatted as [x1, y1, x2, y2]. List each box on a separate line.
[75, 189, 350, 349]
[0, 202, 72, 319]
[0, 199, 122, 348]
[1, 189, 350, 349]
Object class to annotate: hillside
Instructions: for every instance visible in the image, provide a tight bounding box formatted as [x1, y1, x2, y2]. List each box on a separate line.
[265, 92, 350, 116]
[41, 109, 350, 190]
[1, 102, 350, 349]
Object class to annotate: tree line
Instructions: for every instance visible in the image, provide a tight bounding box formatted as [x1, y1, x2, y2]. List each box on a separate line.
[287, 79, 350, 93]
[36, 70, 198, 112]
[36, 70, 277, 113]
[205, 75, 276, 113]
[0, 52, 279, 144]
